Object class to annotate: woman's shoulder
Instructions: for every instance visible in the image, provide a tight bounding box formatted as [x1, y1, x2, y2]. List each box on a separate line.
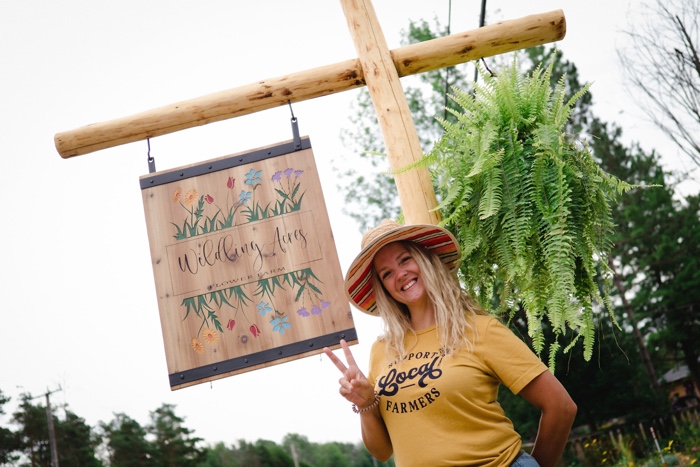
[369, 335, 387, 354]
[469, 313, 520, 345]
[472, 313, 502, 329]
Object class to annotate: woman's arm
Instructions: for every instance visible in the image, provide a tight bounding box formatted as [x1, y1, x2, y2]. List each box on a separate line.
[324, 340, 393, 461]
[359, 403, 393, 461]
[518, 370, 577, 467]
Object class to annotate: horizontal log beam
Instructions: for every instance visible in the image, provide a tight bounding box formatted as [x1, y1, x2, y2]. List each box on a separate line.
[54, 9, 565, 158]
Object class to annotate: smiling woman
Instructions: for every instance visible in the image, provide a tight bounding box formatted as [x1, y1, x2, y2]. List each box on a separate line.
[373, 243, 429, 314]
[324, 219, 577, 467]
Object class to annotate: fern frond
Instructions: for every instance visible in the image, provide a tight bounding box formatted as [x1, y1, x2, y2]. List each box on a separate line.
[478, 157, 503, 219]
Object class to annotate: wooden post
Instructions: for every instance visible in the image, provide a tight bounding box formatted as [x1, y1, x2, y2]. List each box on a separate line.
[339, 0, 439, 225]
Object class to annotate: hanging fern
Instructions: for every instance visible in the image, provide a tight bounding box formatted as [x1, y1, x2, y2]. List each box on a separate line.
[412, 58, 634, 367]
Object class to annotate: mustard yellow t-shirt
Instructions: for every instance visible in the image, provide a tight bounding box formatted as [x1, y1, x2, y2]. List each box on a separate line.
[367, 315, 547, 467]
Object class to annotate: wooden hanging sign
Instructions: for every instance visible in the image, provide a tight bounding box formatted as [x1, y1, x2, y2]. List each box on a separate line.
[140, 137, 356, 390]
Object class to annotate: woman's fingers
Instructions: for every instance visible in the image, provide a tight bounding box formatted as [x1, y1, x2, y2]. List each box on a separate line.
[325, 341, 375, 405]
[339, 339, 359, 368]
[323, 346, 348, 374]
[324, 339, 360, 375]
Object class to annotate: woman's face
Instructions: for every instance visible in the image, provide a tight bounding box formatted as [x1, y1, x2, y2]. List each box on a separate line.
[373, 242, 428, 309]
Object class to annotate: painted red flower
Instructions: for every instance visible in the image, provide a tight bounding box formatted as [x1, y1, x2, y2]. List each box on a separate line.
[205, 194, 214, 204]
[250, 324, 261, 337]
[227, 176, 235, 189]
[227, 319, 236, 331]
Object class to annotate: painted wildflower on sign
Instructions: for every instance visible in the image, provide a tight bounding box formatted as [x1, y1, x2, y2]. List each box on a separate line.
[181, 268, 329, 354]
[245, 169, 263, 185]
[291, 269, 329, 319]
[297, 300, 331, 317]
[171, 187, 207, 239]
[191, 338, 204, 354]
[239, 190, 251, 205]
[172, 187, 183, 203]
[271, 316, 292, 335]
[202, 328, 218, 345]
[170, 167, 308, 240]
[271, 167, 306, 215]
[184, 189, 198, 206]
[241, 168, 268, 222]
[256, 301, 273, 317]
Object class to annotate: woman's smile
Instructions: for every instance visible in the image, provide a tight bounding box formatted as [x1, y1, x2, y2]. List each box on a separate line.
[373, 242, 428, 308]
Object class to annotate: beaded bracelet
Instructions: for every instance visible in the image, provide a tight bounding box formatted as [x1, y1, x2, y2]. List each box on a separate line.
[352, 392, 380, 414]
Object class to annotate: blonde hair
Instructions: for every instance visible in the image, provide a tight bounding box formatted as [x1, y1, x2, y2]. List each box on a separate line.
[372, 241, 489, 360]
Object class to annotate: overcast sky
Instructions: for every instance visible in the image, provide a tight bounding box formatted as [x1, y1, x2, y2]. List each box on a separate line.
[1, 0, 697, 449]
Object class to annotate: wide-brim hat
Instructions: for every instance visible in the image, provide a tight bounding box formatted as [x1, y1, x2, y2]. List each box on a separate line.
[345, 219, 461, 315]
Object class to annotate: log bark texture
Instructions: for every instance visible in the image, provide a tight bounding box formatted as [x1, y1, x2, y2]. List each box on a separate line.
[54, 9, 565, 159]
[340, 0, 439, 225]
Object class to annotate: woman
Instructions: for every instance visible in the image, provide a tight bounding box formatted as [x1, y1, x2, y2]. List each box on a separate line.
[324, 220, 577, 467]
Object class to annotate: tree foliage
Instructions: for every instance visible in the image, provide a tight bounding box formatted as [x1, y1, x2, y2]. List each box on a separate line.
[8, 392, 101, 466]
[0, 390, 20, 466]
[1, 394, 396, 466]
[100, 412, 155, 466]
[148, 403, 205, 466]
[618, 0, 700, 168]
[0, 393, 395, 467]
[592, 118, 700, 391]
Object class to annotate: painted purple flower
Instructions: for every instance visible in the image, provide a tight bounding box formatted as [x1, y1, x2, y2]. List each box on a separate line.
[321, 300, 331, 309]
[284, 168, 294, 178]
[311, 305, 322, 315]
[272, 171, 283, 181]
[294, 170, 304, 178]
[297, 307, 310, 317]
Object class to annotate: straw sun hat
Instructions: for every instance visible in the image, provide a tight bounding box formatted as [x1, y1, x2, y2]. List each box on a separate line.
[345, 219, 461, 315]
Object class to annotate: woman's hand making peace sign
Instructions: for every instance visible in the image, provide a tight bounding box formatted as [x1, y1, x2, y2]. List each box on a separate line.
[324, 339, 393, 461]
[323, 339, 377, 411]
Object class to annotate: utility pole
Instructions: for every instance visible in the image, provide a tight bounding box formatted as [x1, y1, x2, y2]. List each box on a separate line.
[44, 387, 61, 467]
[24, 386, 62, 467]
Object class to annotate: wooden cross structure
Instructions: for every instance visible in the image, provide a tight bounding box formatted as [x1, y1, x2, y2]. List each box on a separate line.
[54, 1, 565, 225]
